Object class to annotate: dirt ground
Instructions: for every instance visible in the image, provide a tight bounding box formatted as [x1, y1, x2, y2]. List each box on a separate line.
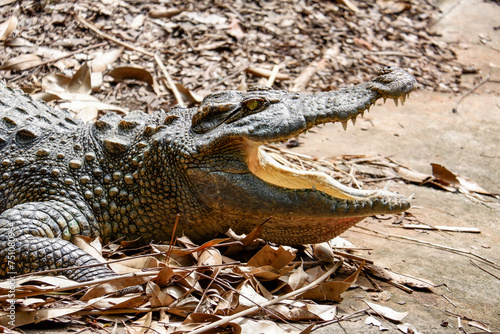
[1, 0, 499, 333]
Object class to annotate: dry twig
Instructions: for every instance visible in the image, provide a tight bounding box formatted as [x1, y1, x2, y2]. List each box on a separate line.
[76, 16, 154, 57]
[453, 74, 491, 113]
[154, 54, 185, 107]
[354, 226, 500, 269]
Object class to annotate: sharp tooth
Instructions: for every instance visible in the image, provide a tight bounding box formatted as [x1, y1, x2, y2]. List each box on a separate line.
[383, 98, 387, 104]
[367, 106, 371, 112]
[401, 94, 407, 104]
[351, 117, 356, 126]
[407, 92, 411, 99]
[407, 193, 415, 201]
[360, 110, 365, 117]
[393, 98, 398, 106]
[342, 121, 348, 131]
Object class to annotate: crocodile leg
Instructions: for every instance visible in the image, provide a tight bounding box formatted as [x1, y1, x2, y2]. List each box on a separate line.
[0, 201, 116, 282]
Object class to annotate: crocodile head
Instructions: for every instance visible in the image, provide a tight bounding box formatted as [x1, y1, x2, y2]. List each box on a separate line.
[165, 67, 416, 245]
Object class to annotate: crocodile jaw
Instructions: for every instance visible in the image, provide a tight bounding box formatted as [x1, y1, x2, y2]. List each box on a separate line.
[247, 142, 398, 200]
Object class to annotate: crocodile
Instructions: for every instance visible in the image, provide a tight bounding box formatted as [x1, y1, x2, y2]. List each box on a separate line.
[0, 67, 416, 282]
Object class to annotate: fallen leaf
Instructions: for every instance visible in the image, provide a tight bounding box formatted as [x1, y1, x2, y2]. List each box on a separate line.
[353, 38, 372, 51]
[91, 72, 103, 92]
[108, 66, 158, 93]
[364, 300, 408, 322]
[365, 315, 382, 326]
[0, 54, 42, 71]
[377, 0, 411, 14]
[306, 304, 337, 321]
[237, 281, 269, 307]
[288, 264, 308, 291]
[130, 14, 146, 29]
[148, 7, 183, 19]
[396, 323, 422, 334]
[0, 16, 17, 41]
[431, 163, 495, 195]
[130, 312, 152, 332]
[468, 320, 491, 332]
[91, 48, 123, 72]
[238, 318, 285, 334]
[31, 91, 61, 103]
[227, 18, 245, 40]
[58, 100, 128, 114]
[396, 166, 433, 183]
[146, 281, 174, 307]
[0, 0, 17, 6]
[365, 263, 435, 289]
[41, 73, 72, 93]
[247, 245, 296, 269]
[312, 242, 335, 263]
[68, 63, 92, 94]
[175, 83, 203, 104]
[299, 261, 364, 302]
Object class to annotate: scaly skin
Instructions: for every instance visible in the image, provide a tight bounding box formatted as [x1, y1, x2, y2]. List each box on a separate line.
[0, 67, 416, 281]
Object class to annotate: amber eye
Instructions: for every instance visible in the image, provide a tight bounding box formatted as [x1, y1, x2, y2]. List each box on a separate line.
[245, 99, 261, 111]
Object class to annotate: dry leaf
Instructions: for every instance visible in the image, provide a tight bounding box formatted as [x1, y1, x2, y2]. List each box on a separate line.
[238, 319, 287, 334]
[0, 16, 17, 41]
[247, 245, 296, 269]
[41, 73, 72, 93]
[377, 0, 411, 14]
[0, 54, 42, 71]
[312, 242, 335, 263]
[31, 91, 61, 103]
[365, 315, 382, 326]
[0, 0, 17, 6]
[336, 0, 359, 12]
[364, 300, 408, 322]
[468, 320, 492, 332]
[73, 235, 107, 263]
[396, 323, 422, 334]
[74, 106, 98, 122]
[299, 261, 364, 302]
[91, 48, 123, 72]
[108, 66, 158, 93]
[288, 264, 308, 291]
[130, 312, 153, 333]
[91, 72, 103, 92]
[146, 281, 175, 307]
[237, 281, 269, 307]
[395, 166, 432, 183]
[68, 63, 92, 94]
[130, 14, 146, 29]
[175, 83, 203, 104]
[58, 100, 128, 114]
[227, 18, 245, 40]
[148, 7, 183, 19]
[431, 163, 496, 195]
[365, 263, 435, 289]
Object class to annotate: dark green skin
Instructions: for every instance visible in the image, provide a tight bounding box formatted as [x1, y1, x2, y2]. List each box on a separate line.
[0, 67, 416, 281]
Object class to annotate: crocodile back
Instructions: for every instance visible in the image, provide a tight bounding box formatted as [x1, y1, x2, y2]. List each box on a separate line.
[0, 83, 82, 149]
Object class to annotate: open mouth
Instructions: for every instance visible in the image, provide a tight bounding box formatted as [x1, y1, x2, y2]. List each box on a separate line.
[246, 97, 412, 208]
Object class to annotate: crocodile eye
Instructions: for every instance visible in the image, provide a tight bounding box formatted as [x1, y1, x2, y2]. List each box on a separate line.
[245, 99, 261, 111]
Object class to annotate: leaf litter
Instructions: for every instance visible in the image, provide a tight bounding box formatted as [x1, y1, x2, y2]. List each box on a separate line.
[0, 0, 497, 332]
